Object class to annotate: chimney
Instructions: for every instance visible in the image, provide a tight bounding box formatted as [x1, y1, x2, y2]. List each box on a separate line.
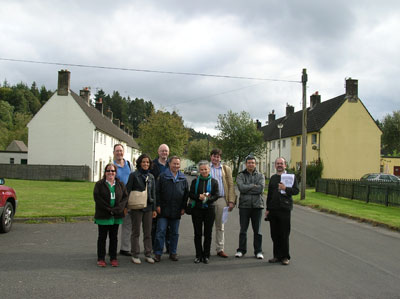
[286, 104, 294, 116]
[80, 87, 90, 105]
[125, 128, 129, 134]
[268, 110, 275, 124]
[345, 78, 358, 102]
[95, 98, 103, 114]
[105, 109, 113, 120]
[113, 118, 120, 128]
[256, 119, 261, 129]
[57, 70, 70, 96]
[120, 122, 125, 131]
[310, 91, 321, 108]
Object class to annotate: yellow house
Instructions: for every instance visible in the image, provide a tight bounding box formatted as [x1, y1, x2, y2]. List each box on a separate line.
[260, 78, 382, 179]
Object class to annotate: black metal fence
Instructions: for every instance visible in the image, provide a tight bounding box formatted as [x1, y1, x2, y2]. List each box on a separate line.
[315, 178, 400, 207]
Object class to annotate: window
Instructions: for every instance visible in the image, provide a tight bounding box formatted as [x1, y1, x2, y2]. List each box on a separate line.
[296, 137, 301, 146]
[282, 140, 286, 148]
[10, 158, 14, 164]
[104, 135, 107, 145]
[21, 159, 27, 165]
[272, 141, 275, 149]
[312, 134, 317, 144]
[95, 132, 99, 143]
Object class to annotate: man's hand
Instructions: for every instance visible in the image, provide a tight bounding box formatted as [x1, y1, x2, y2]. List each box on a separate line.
[228, 202, 235, 212]
[156, 207, 161, 214]
[278, 183, 286, 191]
[152, 211, 157, 218]
[180, 209, 185, 215]
[265, 210, 269, 217]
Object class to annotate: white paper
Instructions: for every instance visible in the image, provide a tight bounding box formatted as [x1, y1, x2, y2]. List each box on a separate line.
[280, 174, 295, 194]
[222, 206, 229, 224]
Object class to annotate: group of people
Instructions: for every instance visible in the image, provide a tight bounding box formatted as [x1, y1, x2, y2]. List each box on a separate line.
[93, 143, 298, 268]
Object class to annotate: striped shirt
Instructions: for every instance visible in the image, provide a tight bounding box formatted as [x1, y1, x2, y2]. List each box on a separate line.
[210, 163, 225, 197]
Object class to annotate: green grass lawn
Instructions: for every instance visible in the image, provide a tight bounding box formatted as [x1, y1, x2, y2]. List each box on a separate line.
[294, 190, 400, 229]
[6, 179, 95, 218]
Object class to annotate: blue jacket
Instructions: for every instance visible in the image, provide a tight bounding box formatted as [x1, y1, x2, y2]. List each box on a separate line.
[156, 169, 189, 219]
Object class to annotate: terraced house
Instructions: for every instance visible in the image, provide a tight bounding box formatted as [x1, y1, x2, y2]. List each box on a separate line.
[259, 78, 381, 180]
[27, 70, 140, 181]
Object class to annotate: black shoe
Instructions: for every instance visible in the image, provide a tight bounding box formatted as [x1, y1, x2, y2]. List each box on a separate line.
[119, 250, 131, 256]
[203, 257, 209, 264]
[194, 257, 201, 264]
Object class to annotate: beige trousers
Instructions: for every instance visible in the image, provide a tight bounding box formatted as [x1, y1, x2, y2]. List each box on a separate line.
[214, 197, 227, 252]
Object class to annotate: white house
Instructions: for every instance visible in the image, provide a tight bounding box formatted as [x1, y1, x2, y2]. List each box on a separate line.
[27, 70, 140, 181]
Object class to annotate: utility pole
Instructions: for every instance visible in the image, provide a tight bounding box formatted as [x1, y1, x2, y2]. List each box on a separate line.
[301, 68, 307, 200]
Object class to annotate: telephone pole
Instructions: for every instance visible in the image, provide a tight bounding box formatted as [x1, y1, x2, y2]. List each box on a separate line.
[301, 69, 307, 200]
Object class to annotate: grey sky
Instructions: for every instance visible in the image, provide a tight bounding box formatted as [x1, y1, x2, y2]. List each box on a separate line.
[1, 0, 399, 135]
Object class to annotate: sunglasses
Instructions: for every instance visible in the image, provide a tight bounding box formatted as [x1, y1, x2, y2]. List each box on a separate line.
[105, 169, 116, 173]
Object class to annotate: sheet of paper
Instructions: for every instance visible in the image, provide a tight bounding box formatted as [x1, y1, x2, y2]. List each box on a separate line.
[222, 206, 229, 224]
[280, 173, 295, 194]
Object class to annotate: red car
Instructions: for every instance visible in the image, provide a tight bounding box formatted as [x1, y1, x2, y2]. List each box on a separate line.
[0, 178, 18, 233]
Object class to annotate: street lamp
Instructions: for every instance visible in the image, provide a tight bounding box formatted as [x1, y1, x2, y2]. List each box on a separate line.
[277, 123, 284, 158]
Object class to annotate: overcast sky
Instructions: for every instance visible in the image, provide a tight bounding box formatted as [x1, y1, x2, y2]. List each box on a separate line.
[1, 0, 399, 135]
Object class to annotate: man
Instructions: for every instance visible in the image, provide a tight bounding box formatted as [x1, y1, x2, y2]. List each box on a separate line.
[153, 156, 188, 262]
[209, 148, 236, 258]
[113, 144, 134, 256]
[235, 155, 265, 259]
[150, 144, 170, 251]
[265, 157, 299, 265]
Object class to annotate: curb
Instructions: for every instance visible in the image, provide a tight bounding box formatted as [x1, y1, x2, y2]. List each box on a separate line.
[15, 216, 93, 223]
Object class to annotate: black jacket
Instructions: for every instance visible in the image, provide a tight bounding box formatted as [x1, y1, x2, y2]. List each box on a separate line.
[150, 158, 169, 180]
[189, 177, 219, 209]
[93, 178, 128, 219]
[156, 169, 189, 219]
[126, 170, 156, 212]
[266, 174, 299, 211]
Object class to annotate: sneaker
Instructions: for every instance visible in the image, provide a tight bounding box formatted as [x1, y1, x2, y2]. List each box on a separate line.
[131, 257, 141, 264]
[145, 256, 155, 264]
[154, 255, 161, 262]
[169, 254, 178, 261]
[119, 250, 132, 256]
[256, 253, 264, 259]
[281, 258, 290, 265]
[235, 251, 243, 258]
[268, 257, 280, 263]
[110, 259, 119, 267]
[97, 260, 106, 267]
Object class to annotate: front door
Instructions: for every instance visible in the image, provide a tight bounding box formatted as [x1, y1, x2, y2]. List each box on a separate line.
[394, 166, 400, 176]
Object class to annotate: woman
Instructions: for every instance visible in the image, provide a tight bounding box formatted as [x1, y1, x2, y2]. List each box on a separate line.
[93, 163, 128, 267]
[154, 156, 189, 262]
[189, 160, 219, 264]
[126, 154, 157, 264]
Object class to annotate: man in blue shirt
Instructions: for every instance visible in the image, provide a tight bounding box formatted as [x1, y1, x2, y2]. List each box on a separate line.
[113, 144, 134, 256]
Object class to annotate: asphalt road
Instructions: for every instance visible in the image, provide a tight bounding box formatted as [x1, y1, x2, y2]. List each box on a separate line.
[1, 194, 400, 298]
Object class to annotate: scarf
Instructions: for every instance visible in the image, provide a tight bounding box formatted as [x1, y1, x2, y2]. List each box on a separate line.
[194, 174, 212, 208]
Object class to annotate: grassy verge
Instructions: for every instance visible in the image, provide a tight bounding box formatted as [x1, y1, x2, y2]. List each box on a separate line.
[294, 190, 400, 230]
[6, 179, 95, 218]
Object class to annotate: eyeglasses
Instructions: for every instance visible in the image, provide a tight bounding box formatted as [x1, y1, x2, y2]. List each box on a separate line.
[105, 169, 116, 173]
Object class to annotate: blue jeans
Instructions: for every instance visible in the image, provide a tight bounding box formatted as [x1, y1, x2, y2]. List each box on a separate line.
[154, 218, 180, 255]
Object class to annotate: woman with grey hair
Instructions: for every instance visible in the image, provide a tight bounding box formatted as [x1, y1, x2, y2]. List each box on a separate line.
[188, 160, 219, 264]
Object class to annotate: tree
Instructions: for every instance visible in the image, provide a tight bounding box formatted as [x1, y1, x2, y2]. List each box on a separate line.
[216, 110, 265, 177]
[128, 98, 154, 137]
[187, 139, 214, 163]
[381, 110, 400, 155]
[138, 110, 189, 158]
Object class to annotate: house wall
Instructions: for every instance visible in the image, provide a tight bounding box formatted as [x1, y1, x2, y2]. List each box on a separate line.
[290, 132, 320, 170]
[27, 92, 94, 168]
[319, 100, 381, 179]
[0, 152, 28, 164]
[267, 137, 292, 176]
[380, 157, 400, 176]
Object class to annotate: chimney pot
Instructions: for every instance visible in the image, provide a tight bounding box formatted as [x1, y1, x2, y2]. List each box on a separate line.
[57, 70, 70, 96]
[345, 78, 358, 102]
[113, 118, 120, 128]
[79, 87, 91, 105]
[95, 98, 103, 114]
